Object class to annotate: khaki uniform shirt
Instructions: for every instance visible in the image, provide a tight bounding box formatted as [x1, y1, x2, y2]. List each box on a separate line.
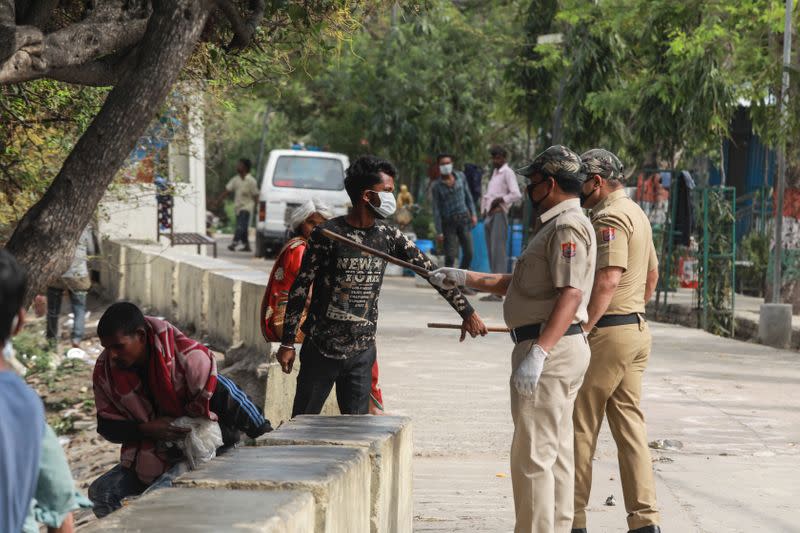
[503, 198, 596, 329]
[226, 173, 260, 214]
[590, 189, 658, 314]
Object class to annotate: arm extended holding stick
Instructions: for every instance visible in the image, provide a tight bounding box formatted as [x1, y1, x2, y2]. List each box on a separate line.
[319, 228, 431, 278]
[429, 268, 513, 296]
[318, 226, 488, 341]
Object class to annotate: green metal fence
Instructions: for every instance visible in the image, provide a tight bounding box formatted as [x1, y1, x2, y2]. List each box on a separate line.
[696, 186, 737, 337]
[634, 172, 738, 338]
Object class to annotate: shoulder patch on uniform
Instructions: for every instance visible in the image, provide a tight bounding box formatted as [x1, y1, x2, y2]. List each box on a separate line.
[561, 241, 577, 259]
[601, 227, 616, 242]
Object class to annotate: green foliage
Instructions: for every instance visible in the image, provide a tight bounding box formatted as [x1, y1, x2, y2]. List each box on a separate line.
[739, 231, 770, 296]
[411, 207, 435, 240]
[528, 0, 798, 169]
[249, 1, 519, 193]
[503, 0, 558, 152]
[695, 188, 736, 336]
[11, 330, 56, 375]
[0, 82, 108, 241]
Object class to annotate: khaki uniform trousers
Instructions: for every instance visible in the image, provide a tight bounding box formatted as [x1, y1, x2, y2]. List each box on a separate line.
[572, 320, 660, 530]
[510, 334, 591, 533]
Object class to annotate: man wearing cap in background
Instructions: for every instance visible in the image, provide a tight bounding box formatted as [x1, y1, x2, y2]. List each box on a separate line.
[429, 145, 596, 533]
[572, 149, 661, 533]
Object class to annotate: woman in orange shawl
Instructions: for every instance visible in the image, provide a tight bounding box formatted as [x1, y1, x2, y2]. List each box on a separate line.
[261, 199, 384, 414]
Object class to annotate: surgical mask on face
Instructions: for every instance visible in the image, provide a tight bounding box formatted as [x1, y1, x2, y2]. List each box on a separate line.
[579, 182, 599, 207]
[439, 164, 453, 176]
[368, 191, 397, 219]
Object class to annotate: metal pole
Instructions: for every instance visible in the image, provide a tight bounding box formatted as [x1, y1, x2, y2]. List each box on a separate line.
[771, 0, 793, 303]
[702, 189, 710, 331]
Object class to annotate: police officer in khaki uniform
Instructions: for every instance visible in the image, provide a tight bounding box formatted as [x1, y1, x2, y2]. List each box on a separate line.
[571, 149, 661, 533]
[429, 145, 596, 533]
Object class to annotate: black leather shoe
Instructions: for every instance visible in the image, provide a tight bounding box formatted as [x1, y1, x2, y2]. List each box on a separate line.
[571, 529, 588, 533]
[629, 526, 661, 533]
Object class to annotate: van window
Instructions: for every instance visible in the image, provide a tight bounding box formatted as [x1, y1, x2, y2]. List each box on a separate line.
[272, 156, 345, 190]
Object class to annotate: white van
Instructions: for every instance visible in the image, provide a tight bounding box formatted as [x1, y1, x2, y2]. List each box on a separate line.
[255, 149, 351, 256]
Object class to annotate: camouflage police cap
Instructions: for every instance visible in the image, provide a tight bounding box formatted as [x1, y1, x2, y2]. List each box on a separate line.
[515, 145, 584, 181]
[580, 148, 625, 183]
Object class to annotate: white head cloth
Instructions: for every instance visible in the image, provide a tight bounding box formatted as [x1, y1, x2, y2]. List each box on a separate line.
[289, 198, 333, 231]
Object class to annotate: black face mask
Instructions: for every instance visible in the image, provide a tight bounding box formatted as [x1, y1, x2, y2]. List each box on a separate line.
[579, 182, 598, 207]
[527, 179, 551, 209]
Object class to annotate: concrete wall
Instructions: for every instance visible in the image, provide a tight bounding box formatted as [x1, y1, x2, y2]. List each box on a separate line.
[90, 416, 413, 532]
[97, 184, 158, 242]
[176, 446, 372, 533]
[257, 416, 413, 533]
[81, 488, 316, 532]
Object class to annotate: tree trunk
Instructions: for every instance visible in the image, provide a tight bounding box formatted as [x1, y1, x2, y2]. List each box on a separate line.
[5, 0, 213, 306]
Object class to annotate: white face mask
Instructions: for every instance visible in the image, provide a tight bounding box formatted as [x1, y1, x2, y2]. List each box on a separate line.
[439, 164, 453, 176]
[368, 191, 397, 219]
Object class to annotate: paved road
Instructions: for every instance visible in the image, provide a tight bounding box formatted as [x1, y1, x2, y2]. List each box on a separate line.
[215, 232, 799, 532]
[373, 277, 799, 533]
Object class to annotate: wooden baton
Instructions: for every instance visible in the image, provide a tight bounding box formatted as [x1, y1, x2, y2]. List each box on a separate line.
[319, 227, 431, 278]
[427, 322, 511, 333]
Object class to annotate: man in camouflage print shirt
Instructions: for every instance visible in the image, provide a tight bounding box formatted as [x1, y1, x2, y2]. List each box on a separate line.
[277, 155, 487, 415]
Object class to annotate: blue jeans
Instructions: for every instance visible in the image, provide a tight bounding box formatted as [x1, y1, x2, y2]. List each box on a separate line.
[88, 462, 189, 518]
[233, 210, 250, 247]
[443, 212, 473, 269]
[292, 340, 376, 416]
[46, 286, 86, 344]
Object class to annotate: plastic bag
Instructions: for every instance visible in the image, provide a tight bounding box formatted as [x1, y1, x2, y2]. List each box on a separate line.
[170, 417, 223, 469]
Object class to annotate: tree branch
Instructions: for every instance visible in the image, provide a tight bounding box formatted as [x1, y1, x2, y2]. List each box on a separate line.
[19, 0, 59, 28]
[0, 2, 149, 85]
[6, 0, 214, 304]
[215, 0, 265, 50]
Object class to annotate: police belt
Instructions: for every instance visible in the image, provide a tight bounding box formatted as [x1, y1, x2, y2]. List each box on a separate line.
[510, 323, 584, 344]
[595, 313, 641, 328]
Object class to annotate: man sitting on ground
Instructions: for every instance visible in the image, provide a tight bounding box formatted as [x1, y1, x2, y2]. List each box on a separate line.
[89, 302, 271, 517]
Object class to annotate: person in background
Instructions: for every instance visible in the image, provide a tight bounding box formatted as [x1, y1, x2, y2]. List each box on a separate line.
[431, 153, 477, 295]
[260, 199, 385, 414]
[0, 250, 46, 533]
[481, 145, 522, 301]
[43, 225, 94, 348]
[89, 302, 271, 517]
[463, 163, 484, 215]
[216, 158, 259, 252]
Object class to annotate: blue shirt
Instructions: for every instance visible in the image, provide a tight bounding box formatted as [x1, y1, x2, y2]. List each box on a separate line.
[0, 370, 45, 533]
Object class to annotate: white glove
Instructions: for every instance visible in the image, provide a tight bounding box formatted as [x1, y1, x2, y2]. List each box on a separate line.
[428, 267, 467, 290]
[512, 344, 548, 396]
